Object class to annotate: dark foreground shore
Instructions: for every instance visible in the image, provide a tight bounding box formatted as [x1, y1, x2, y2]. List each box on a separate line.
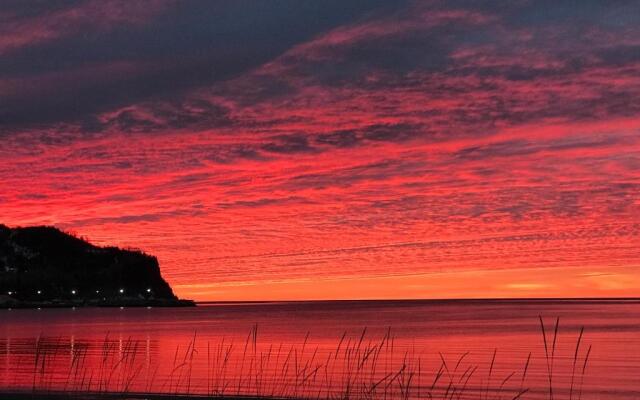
[0, 296, 195, 309]
[0, 392, 275, 400]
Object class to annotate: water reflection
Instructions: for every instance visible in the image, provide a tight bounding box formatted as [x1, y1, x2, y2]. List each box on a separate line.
[0, 301, 639, 399]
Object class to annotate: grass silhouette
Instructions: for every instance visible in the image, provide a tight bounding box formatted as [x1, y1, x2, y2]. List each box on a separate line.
[1, 316, 592, 400]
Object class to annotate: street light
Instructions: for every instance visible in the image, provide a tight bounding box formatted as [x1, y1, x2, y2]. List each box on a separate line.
[37, 290, 41, 295]
[119, 288, 124, 294]
[146, 288, 151, 293]
[71, 289, 76, 295]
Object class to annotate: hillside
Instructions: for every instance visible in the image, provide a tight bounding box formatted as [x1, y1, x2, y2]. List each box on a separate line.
[0, 224, 194, 307]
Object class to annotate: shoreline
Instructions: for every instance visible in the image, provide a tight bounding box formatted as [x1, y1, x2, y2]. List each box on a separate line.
[0, 297, 196, 309]
[3, 297, 640, 310]
[0, 391, 284, 400]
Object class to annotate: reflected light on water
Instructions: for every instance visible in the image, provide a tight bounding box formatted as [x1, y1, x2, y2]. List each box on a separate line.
[0, 300, 639, 399]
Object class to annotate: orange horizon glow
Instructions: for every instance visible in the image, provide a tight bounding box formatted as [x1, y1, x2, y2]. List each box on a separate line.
[176, 266, 640, 302]
[1, 1, 639, 301]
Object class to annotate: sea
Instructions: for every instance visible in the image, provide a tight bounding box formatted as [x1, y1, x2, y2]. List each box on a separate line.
[1, 300, 639, 399]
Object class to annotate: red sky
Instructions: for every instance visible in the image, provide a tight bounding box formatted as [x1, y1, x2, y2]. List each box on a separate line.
[1, 1, 639, 300]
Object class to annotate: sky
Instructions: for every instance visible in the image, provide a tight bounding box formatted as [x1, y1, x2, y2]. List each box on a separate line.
[1, 0, 639, 301]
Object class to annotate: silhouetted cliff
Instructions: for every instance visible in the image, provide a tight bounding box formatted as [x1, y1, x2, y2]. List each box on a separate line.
[0, 224, 194, 307]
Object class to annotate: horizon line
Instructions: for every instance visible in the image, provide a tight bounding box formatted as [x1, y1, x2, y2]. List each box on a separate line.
[195, 297, 640, 304]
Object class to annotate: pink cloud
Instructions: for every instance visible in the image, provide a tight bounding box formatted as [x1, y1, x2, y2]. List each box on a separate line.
[0, 0, 172, 55]
[1, 1, 639, 300]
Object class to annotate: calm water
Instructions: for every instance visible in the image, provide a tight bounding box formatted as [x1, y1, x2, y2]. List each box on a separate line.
[1, 300, 639, 399]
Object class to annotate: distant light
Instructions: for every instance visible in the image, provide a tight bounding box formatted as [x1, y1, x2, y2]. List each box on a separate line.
[37, 290, 41, 294]
[7, 291, 12, 296]
[71, 290, 76, 295]
[119, 288, 124, 294]
[96, 290, 100, 294]
[146, 288, 151, 293]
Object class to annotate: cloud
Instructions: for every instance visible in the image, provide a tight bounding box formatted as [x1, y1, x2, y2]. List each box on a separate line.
[0, 0, 171, 55]
[455, 135, 629, 160]
[1, 0, 639, 300]
[262, 134, 317, 155]
[283, 159, 427, 190]
[217, 196, 311, 209]
[316, 130, 360, 148]
[0, 0, 403, 132]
